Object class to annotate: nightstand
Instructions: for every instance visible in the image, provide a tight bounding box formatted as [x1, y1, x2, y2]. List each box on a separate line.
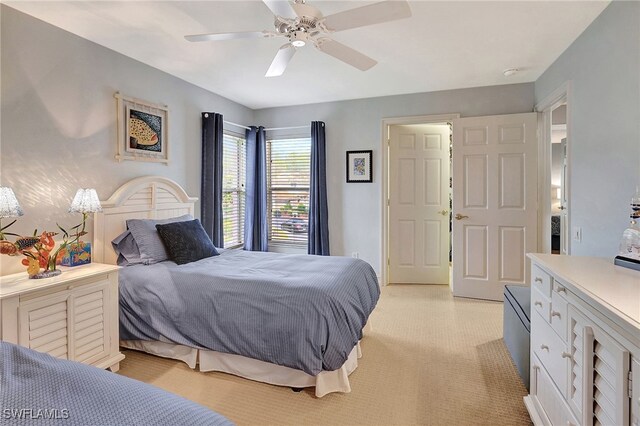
[0, 263, 124, 371]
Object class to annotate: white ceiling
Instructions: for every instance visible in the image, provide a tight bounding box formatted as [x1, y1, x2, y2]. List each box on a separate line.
[6, 1, 609, 109]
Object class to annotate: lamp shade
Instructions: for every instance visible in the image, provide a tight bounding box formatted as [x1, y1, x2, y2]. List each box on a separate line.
[0, 187, 24, 218]
[69, 188, 102, 214]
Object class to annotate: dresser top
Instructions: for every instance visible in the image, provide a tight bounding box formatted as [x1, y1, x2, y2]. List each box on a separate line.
[528, 254, 640, 332]
[0, 263, 119, 299]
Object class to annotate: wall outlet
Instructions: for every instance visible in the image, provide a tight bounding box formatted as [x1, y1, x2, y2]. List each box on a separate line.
[351, 252, 359, 259]
[572, 226, 582, 242]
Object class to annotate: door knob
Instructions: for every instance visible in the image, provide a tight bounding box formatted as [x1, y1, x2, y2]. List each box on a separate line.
[559, 206, 566, 210]
[454, 214, 469, 220]
[438, 210, 449, 216]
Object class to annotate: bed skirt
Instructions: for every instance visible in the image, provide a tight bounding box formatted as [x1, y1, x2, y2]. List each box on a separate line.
[120, 322, 371, 398]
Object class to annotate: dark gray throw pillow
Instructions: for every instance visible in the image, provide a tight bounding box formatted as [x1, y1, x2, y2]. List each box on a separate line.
[155, 219, 219, 265]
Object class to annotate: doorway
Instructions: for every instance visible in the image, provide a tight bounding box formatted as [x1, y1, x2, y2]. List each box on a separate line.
[550, 104, 568, 254]
[382, 112, 538, 301]
[536, 82, 571, 255]
[381, 114, 459, 286]
[387, 123, 452, 285]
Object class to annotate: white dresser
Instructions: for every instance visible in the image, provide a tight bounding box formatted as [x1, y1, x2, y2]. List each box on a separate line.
[0, 263, 124, 371]
[526, 254, 640, 426]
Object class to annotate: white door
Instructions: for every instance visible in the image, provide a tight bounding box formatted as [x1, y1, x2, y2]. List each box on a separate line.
[389, 124, 450, 284]
[452, 113, 537, 300]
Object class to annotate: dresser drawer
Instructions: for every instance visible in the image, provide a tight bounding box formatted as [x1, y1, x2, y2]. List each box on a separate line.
[532, 310, 569, 398]
[532, 354, 579, 426]
[532, 287, 550, 323]
[531, 264, 552, 298]
[550, 285, 568, 341]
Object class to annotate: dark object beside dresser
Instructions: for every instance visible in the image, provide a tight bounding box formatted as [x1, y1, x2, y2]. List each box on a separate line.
[503, 285, 531, 390]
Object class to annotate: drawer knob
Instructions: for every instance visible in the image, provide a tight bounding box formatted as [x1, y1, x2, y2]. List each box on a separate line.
[534, 277, 543, 284]
[561, 352, 573, 359]
[556, 286, 566, 294]
[540, 344, 549, 351]
[551, 311, 561, 318]
[534, 301, 543, 307]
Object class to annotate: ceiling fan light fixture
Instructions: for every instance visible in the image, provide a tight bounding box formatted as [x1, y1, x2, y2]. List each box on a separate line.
[290, 30, 308, 47]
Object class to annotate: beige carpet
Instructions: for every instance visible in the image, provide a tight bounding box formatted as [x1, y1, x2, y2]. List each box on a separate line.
[118, 285, 531, 425]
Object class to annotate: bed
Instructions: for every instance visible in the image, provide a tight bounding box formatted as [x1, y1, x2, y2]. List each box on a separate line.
[93, 176, 380, 397]
[0, 341, 232, 425]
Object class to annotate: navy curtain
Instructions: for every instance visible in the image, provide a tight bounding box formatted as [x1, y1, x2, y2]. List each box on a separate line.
[308, 121, 330, 255]
[244, 126, 268, 251]
[201, 112, 224, 247]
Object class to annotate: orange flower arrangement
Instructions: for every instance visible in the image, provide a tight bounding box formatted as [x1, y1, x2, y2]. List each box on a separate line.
[0, 223, 86, 278]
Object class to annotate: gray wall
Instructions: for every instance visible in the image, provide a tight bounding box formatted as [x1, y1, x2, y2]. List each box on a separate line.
[535, 1, 640, 257]
[255, 84, 535, 274]
[0, 6, 254, 274]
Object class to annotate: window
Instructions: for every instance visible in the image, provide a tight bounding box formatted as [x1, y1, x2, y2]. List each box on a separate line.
[267, 138, 311, 246]
[222, 133, 245, 248]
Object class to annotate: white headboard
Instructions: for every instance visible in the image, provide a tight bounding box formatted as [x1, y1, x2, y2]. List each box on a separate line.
[93, 175, 198, 265]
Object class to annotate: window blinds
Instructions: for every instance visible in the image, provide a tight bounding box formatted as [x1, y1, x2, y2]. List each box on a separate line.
[222, 134, 246, 248]
[267, 138, 311, 246]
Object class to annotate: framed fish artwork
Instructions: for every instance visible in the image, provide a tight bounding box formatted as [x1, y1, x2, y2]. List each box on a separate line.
[115, 92, 169, 164]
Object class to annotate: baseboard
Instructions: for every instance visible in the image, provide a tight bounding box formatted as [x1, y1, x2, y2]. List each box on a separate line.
[523, 396, 544, 426]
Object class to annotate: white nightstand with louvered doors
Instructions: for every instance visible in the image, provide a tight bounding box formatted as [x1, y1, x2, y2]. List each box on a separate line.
[0, 263, 124, 371]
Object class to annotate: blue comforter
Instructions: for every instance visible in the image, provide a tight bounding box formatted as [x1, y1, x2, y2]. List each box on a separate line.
[0, 342, 232, 425]
[119, 250, 380, 376]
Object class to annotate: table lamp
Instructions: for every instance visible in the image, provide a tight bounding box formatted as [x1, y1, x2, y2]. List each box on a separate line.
[69, 188, 102, 238]
[0, 187, 24, 240]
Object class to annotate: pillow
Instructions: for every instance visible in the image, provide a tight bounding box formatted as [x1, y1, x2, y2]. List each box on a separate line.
[111, 230, 143, 266]
[126, 214, 193, 264]
[155, 219, 218, 265]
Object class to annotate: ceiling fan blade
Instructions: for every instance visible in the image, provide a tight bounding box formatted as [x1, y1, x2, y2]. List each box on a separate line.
[185, 31, 268, 42]
[322, 0, 412, 32]
[316, 38, 377, 71]
[262, 0, 297, 19]
[265, 44, 296, 77]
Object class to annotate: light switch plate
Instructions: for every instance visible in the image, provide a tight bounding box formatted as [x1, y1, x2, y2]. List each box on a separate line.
[572, 226, 582, 242]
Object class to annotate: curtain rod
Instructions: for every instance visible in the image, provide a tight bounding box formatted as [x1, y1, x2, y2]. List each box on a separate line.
[223, 121, 309, 132]
[265, 125, 309, 131]
[223, 120, 251, 130]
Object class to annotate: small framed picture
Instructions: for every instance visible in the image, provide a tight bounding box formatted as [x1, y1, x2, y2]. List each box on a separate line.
[346, 150, 373, 183]
[115, 92, 169, 164]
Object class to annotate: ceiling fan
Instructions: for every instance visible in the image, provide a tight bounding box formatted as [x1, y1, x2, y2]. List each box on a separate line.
[185, 0, 412, 77]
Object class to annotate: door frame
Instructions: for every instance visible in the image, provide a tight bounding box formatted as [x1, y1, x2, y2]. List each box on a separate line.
[535, 81, 573, 254]
[380, 113, 460, 286]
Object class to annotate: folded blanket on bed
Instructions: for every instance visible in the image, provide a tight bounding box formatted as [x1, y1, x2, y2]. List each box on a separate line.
[119, 250, 380, 376]
[0, 342, 232, 426]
